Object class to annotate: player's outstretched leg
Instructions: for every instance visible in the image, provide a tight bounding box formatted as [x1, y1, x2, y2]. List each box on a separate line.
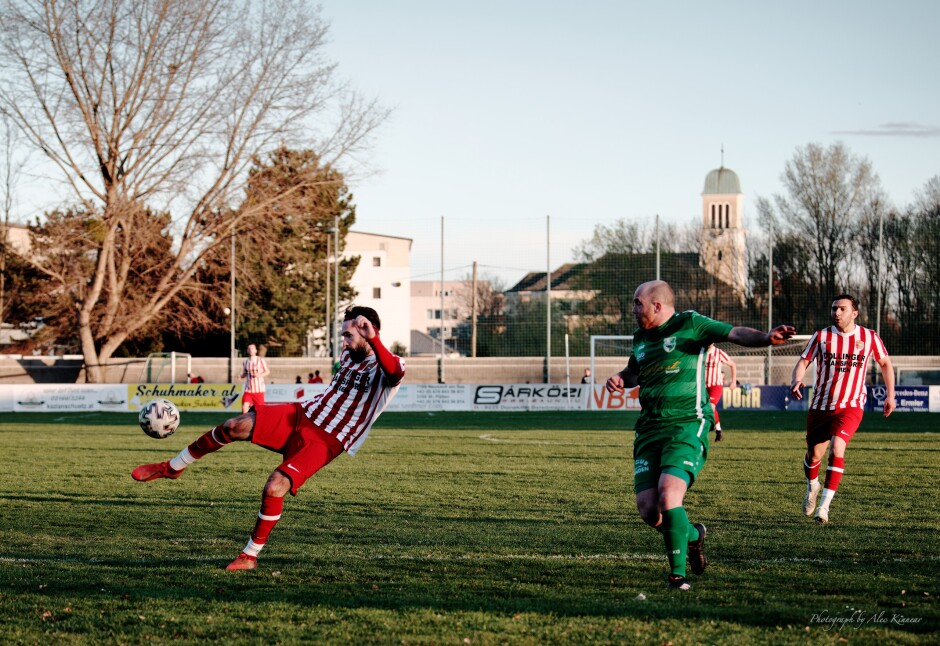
[132, 421, 242, 482]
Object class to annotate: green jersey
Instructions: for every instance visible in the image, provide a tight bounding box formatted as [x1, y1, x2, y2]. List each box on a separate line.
[631, 311, 733, 433]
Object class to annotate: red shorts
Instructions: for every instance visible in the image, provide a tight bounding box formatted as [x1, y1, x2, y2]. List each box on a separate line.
[243, 391, 266, 408]
[251, 403, 345, 495]
[806, 407, 864, 446]
[707, 385, 723, 406]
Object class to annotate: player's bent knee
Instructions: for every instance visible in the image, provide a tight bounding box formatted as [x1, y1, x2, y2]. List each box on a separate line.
[263, 471, 292, 497]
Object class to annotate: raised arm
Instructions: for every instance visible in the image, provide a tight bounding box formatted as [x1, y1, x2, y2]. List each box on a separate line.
[355, 315, 405, 386]
[727, 324, 796, 348]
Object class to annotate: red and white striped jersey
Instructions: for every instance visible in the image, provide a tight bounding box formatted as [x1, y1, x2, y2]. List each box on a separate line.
[300, 348, 405, 456]
[705, 346, 731, 388]
[242, 356, 269, 393]
[800, 325, 888, 410]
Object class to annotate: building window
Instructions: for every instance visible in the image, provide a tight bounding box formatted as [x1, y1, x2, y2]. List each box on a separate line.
[373, 256, 381, 267]
[373, 287, 381, 299]
[427, 309, 434, 319]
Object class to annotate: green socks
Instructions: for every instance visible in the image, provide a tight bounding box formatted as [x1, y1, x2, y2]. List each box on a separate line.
[662, 506, 698, 576]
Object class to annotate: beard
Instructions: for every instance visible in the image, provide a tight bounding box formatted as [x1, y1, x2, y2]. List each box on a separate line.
[347, 344, 370, 363]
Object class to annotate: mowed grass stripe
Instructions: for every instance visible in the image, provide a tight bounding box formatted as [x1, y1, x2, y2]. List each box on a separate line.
[1, 410, 937, 644]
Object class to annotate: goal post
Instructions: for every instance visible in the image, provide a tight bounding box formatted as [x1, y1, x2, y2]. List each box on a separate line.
[588, 335, 634, 388]
[143, 352, 193, 384]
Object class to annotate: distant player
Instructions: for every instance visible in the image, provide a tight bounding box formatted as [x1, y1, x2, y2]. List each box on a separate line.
[132, 306, 405, 570]
[704, 344, 736, 442]
[790, 294, 895, 523]
[240, 343, 270, 414]
[606, 280, 795, 590]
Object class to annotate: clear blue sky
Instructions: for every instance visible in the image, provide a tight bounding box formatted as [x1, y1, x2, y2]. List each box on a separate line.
[317, 0, 939, 287]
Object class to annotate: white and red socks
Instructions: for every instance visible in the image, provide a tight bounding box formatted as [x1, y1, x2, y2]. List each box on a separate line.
[241, 494, 284, 558]
[168, 424, 232, 472]
[819, 455, 845, 514]
[803, 456, 821, 483]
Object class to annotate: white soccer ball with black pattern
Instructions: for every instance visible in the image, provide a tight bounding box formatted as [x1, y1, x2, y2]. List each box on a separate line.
[138, 398, 180, 439]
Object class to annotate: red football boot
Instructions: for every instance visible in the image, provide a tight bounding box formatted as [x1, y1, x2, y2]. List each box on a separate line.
[225, 553, 258, 571]
[131, 461, 183, 482]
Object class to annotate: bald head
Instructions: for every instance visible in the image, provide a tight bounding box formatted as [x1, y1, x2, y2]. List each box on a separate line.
[633, 280, 676, 329]
[638, 280, 675, 307]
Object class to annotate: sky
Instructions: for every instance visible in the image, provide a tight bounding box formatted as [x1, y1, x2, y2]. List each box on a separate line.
[314, 0, 939, 288]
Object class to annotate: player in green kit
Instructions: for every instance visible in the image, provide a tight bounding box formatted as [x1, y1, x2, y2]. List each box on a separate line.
[606, 280, 795, 590]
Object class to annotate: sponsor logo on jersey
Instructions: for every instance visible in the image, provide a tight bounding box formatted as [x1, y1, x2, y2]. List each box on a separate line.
[635, 343, 645, 361]
[663, 337, 677, 352]
[683, 460, 694, 468]
[634, 458, 650, 475]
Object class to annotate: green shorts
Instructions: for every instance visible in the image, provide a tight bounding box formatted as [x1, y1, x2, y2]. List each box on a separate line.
[633, 419, 710, 494]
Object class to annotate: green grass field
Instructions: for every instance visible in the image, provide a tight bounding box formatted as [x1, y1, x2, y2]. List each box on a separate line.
[1, 410, 937, 644]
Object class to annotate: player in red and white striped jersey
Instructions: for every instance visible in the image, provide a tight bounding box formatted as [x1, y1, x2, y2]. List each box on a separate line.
[790, 294, 895, 523]
[240, 344, 270, 414]
[131, 306, 405, 570]
[704, 344, 736, 442]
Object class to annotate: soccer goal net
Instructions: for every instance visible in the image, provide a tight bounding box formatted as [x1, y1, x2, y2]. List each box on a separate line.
[143, 352, 193, 384]
[589, 334, 813, 387]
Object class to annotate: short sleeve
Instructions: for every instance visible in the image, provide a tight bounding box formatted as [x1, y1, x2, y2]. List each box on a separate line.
[688, 311, 733, 343]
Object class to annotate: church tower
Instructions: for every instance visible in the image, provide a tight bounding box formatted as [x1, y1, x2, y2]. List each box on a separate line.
[700, 164, 747, 298]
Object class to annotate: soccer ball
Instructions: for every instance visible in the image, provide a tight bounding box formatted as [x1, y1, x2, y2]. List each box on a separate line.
[138, 398, 181, 439]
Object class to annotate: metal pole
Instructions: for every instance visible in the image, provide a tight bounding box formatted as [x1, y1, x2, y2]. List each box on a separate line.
[229, 224, 236, 383]
[876, 209, 884, 337]
[546, 214, 551, 383]
[325, 233, 330, 359]
[564, 333, 570, 409]
[471, 260, 478, 358]
[767, 220, 773, 385]
[333, 214, 339, 360]
[875, 208, 885, 384]
[655, 213, 660, 280]
[440, 215, 445, 383]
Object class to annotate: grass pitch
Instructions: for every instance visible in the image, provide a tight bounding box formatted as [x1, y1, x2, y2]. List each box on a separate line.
[1, 410, 937, 644]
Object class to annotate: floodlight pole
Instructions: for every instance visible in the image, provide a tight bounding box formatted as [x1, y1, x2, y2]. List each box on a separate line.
[229, 223, 236, 383]
[325, 231, 331, 359]
[546, 214, 551, 383]
[766, 220, 773, 385]
[333, 214, 340, 360]
[439, 215, 445, 383]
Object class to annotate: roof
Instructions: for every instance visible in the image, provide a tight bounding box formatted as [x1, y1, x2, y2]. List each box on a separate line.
[702, 167, 742, 195]
[506, 263, 586, 293]
[409, 329, 459, 357]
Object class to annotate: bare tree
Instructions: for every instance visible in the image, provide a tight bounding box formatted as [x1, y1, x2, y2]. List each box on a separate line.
[0, 115, 28, 333]
[0, 0, 388, 380]
[769, 142, 882, 297]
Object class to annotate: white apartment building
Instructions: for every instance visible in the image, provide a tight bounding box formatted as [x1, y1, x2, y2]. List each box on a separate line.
[343, 231, 412, 353]
[410, 280, 469, 339]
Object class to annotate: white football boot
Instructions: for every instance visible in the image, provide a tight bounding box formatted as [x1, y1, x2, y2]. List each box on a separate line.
[803, 480, 821, 516]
